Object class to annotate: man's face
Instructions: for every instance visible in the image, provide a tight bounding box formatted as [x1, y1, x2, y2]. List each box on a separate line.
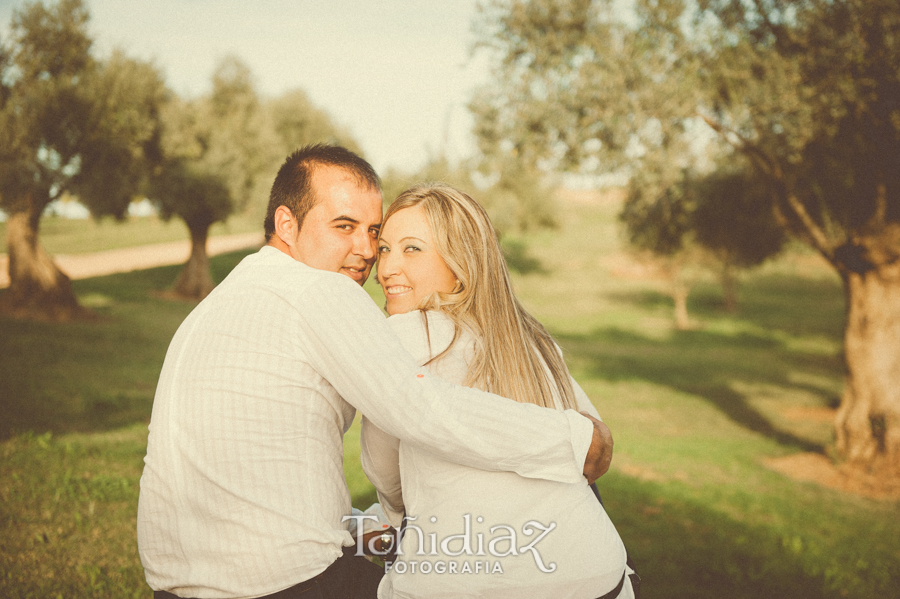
[288, 165, 383, 285]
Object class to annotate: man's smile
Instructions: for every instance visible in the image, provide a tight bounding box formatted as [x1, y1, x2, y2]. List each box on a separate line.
[341, 265, 369, 283]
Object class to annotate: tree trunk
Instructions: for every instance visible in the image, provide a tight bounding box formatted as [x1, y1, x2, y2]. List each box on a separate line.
[662, 260, 692, 330]
[173, 223, 215, 299]
[721, 261, 739, 313]
[0, 206, 88, 321]
[835, 264, 900, 476]
[672, 280, 691, 330]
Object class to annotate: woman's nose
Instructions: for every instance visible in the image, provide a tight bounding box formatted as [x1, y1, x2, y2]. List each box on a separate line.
[378, 251, 398, 278]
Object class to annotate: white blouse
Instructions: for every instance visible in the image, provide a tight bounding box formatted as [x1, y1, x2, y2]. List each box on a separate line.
[362, 311, 632, 599]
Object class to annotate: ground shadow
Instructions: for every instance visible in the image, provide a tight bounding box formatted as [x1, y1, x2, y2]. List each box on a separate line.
[558, 325, 839, 453]
[599, 472, 884, 599]
[609, 271, 845, 342]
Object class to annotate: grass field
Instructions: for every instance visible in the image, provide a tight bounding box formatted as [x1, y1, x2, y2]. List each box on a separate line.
[1, 197, 898, 598]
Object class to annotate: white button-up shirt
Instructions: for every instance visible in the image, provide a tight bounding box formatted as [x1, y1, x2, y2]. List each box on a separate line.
[137, 246, 593, 599]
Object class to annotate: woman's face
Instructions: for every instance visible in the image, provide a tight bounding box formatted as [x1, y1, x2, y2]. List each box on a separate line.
[377, 205, 457, 316]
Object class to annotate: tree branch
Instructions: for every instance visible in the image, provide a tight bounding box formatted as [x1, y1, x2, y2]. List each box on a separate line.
[700, 113, 837, 262]
[872, 182, 887, 230]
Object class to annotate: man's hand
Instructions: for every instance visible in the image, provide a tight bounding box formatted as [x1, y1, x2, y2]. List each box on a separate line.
[581, 412, 613, 484]
[360, 527, 396, 556]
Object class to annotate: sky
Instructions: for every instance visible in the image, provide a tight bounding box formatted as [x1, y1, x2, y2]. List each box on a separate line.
[0, 0, 492, 174]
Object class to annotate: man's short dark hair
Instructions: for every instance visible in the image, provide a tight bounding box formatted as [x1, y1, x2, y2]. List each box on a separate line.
[264, 144, 381, 241]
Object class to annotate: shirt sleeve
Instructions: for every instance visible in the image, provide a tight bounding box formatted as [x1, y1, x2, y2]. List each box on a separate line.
[359, 416, 405, 528]
[294, 274, 593, 484]
[553, 341, 603, 420]
[572, 375, 602, 419]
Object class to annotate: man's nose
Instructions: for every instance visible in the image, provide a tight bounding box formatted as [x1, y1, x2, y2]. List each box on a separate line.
[354, 230, 377, 261]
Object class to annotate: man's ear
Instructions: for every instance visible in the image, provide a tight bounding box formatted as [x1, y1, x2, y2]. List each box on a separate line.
[273, 206, 298, 247]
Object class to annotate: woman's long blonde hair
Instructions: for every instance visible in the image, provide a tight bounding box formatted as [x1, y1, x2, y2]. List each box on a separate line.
[382, 182, 577, 410]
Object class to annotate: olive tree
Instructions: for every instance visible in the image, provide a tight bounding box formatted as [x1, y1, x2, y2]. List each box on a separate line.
[150, 57, 267, 299]
[0, 0, 164, 320]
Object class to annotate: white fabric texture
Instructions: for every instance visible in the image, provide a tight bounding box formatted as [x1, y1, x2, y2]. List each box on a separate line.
[137, 246, 594, 599]
[362, 311, 633, 599]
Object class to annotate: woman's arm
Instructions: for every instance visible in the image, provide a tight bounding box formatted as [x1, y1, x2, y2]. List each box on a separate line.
[360, 415, 405, 528]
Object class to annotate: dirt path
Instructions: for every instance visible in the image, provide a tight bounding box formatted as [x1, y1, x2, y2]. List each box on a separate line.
[0, 232, 264, 289]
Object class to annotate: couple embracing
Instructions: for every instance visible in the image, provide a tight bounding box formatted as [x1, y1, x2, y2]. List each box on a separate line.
[137, 144, 638, 599]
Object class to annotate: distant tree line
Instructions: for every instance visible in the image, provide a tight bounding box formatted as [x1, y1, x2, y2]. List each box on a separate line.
[0, 0, 359, 315]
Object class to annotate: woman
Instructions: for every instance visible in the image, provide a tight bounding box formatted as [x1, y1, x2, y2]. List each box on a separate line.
[362, 183, 635, 599]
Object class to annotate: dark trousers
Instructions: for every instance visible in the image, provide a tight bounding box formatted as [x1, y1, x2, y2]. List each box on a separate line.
[153, 546, 384, 599]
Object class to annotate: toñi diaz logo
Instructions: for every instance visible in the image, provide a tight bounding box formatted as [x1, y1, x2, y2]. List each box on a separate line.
[343, 513, 558, 574]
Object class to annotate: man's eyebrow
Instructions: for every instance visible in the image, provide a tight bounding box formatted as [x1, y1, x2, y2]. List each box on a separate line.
[330, 215, 360, 224]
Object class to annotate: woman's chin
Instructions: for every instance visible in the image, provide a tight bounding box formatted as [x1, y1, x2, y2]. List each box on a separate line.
[384, 297, 414, 316]
[383, 299, 402, 316]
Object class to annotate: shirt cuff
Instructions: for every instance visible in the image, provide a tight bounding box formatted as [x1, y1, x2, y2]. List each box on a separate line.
[564, 409, 595, 480]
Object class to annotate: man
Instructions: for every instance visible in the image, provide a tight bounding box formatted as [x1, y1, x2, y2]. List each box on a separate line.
[138, 144, 613, 599]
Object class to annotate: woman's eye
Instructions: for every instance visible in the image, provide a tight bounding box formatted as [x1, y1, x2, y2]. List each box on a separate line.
[377, 246, 389, 254]
[404, 245, 421, 253]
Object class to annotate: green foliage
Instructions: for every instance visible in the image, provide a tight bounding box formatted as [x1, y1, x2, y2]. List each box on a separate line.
[0, 0, 163, 219]
[479, 158, 558, 232]
[692, 0, 900, 265]
[621, 163, 786, 265]
[692, 167, 787, 269]
[72, 50, 167, 219]
[472, 0, 702, 177]
[0, 0, 94, 214]
[381, 154, 558, 235]
[266, 88, 361, 157]
[473, 0, 900, 267]
[149, 61, 364, 238]
[150, 56, 265, 235]
[621, 170, 696, 257]
[252, 87, 365, 222]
